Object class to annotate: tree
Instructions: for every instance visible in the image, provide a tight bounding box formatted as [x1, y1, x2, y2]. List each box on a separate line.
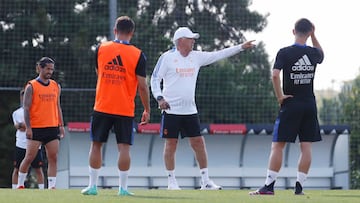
[0, 91, 17, 187]
[338, 77, 360, 189]
[196, 42, 276, 123]
[133, 0, 276, 123]
[319, 97, 343, 125]
[0, 0, 274, 186]
[1, 0, 273, 122]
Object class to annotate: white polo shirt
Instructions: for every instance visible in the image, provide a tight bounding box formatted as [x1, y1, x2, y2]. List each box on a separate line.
[12, 107, 27, 149]
[151, 44, 244, 115]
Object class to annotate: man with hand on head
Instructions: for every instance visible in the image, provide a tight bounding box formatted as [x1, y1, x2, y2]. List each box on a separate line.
[249, 18, 324, 196]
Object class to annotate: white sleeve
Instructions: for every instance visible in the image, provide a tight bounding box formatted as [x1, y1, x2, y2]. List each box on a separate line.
[12, 111, 17, 125]
[150, 53, 166, 99]
[198, 44, 244, 66]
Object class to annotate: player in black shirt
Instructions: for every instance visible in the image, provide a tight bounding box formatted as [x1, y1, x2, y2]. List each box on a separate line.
[249, 18, 324, 196]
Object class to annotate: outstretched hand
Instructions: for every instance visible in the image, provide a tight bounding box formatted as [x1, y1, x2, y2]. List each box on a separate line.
[241, 40, 256, 49]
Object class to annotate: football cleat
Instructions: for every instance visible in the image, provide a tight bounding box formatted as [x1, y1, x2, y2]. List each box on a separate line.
[17, 185, 25, 189]
[200, 179, 222, 190]
[118, 188, 134, 196]
[294, 181, 304, 195]
[167, 179, 181, 190]
[81, 185, 98, 195]
[249, 181, 275, 195]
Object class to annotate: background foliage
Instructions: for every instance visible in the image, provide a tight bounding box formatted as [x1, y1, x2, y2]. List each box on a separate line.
[0, 0, 358, 188]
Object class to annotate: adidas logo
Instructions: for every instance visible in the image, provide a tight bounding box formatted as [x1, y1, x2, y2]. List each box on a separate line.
[108, 55, 123, 66]
[292, 55, 314, 71]
[105, 55, 125, 72]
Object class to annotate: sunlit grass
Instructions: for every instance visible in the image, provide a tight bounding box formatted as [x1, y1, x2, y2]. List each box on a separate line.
[1, 188, 359, 203]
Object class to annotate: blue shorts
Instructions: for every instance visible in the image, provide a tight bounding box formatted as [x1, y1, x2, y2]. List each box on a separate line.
[90, 111, 134, 145]
[272, 97, 322, 143]
[160, 112, 201, 139]
[13, 147, 43, 169]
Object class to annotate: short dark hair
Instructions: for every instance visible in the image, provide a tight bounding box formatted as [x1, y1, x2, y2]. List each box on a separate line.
[114, 16, 135, 34]
[37, 57, 55, 68]
[294, 18, 313, 35]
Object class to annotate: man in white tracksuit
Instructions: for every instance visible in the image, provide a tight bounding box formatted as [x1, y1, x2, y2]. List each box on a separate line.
[151, 27, 255, 190]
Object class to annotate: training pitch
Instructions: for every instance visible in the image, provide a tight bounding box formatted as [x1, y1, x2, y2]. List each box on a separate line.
[1, 188, 359, 203]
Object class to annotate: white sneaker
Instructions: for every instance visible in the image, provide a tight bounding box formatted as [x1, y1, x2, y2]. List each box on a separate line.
[167, 179, 181, 190]
[200, 179, 222, 190]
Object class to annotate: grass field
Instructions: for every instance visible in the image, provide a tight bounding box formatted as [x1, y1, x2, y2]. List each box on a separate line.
[1, 189, 359, 203]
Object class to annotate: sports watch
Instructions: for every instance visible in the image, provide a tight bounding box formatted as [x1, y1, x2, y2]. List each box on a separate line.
[156, 96, 164, 101]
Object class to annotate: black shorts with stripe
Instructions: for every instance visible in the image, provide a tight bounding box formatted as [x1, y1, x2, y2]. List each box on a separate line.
[32, 127, 60, 145]
[90, 111, 134, 145]
[160, 112, 201, 139]
[272, 97, 322, 143]
[13, 147, 43, 169]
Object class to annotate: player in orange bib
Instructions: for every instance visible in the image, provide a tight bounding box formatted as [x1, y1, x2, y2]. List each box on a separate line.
[17, 57, 65, 189]
[81, 16, 151, 196]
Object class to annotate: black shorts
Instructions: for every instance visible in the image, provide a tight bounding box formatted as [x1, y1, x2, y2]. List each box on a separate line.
[13, 147, 43, 169]
[272, 97, 322, 143]
[90, 111, 134, 145]
[32, 127, 60, 145]
[160, 112, 201, 139]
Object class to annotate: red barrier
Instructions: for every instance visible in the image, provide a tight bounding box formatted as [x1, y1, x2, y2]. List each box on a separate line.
[137, 123, 161, 134]
[67, 122, 349, 135]
[209, 124, 247, 135]
[68, 122, 90, 132]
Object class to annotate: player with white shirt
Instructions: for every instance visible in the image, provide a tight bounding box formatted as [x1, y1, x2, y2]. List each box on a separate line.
[151, 27, 255, 190]
[11, 89, 44, 189]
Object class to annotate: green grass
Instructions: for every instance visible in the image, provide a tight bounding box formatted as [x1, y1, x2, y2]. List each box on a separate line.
[1, 189, 359, 203]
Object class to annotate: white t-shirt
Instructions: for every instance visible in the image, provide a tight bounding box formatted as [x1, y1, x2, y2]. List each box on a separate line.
[12, 107, 27, 149]
[151, 44, 244, 115]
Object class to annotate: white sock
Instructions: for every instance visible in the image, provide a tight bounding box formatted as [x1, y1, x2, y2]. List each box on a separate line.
[48, 177, 56, 189]
[166, 170, 176, 181]
[17, 172, 27, 188]
[119, 170, 129, 190]
[89, 166, 100, 187]
[200, 168, 209, 183]
[297, 171, 307, 186]
[265, 169, 278, 186]
[38, 183, 44, 189]
[12, 184, 17, 189]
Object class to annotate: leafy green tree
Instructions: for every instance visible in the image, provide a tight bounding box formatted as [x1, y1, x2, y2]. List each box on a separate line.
[0, 91, 18, 187]
[338, 77, 360, 189]
[133, 0, 276, 123]
[196, 42, 276, 123]
[1, 0, 275, 186]
[319, 97, 344, 125]
[1, 0, 273, 123]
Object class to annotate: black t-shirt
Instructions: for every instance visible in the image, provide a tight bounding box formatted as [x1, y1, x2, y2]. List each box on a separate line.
[273, 44, 324, 98]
